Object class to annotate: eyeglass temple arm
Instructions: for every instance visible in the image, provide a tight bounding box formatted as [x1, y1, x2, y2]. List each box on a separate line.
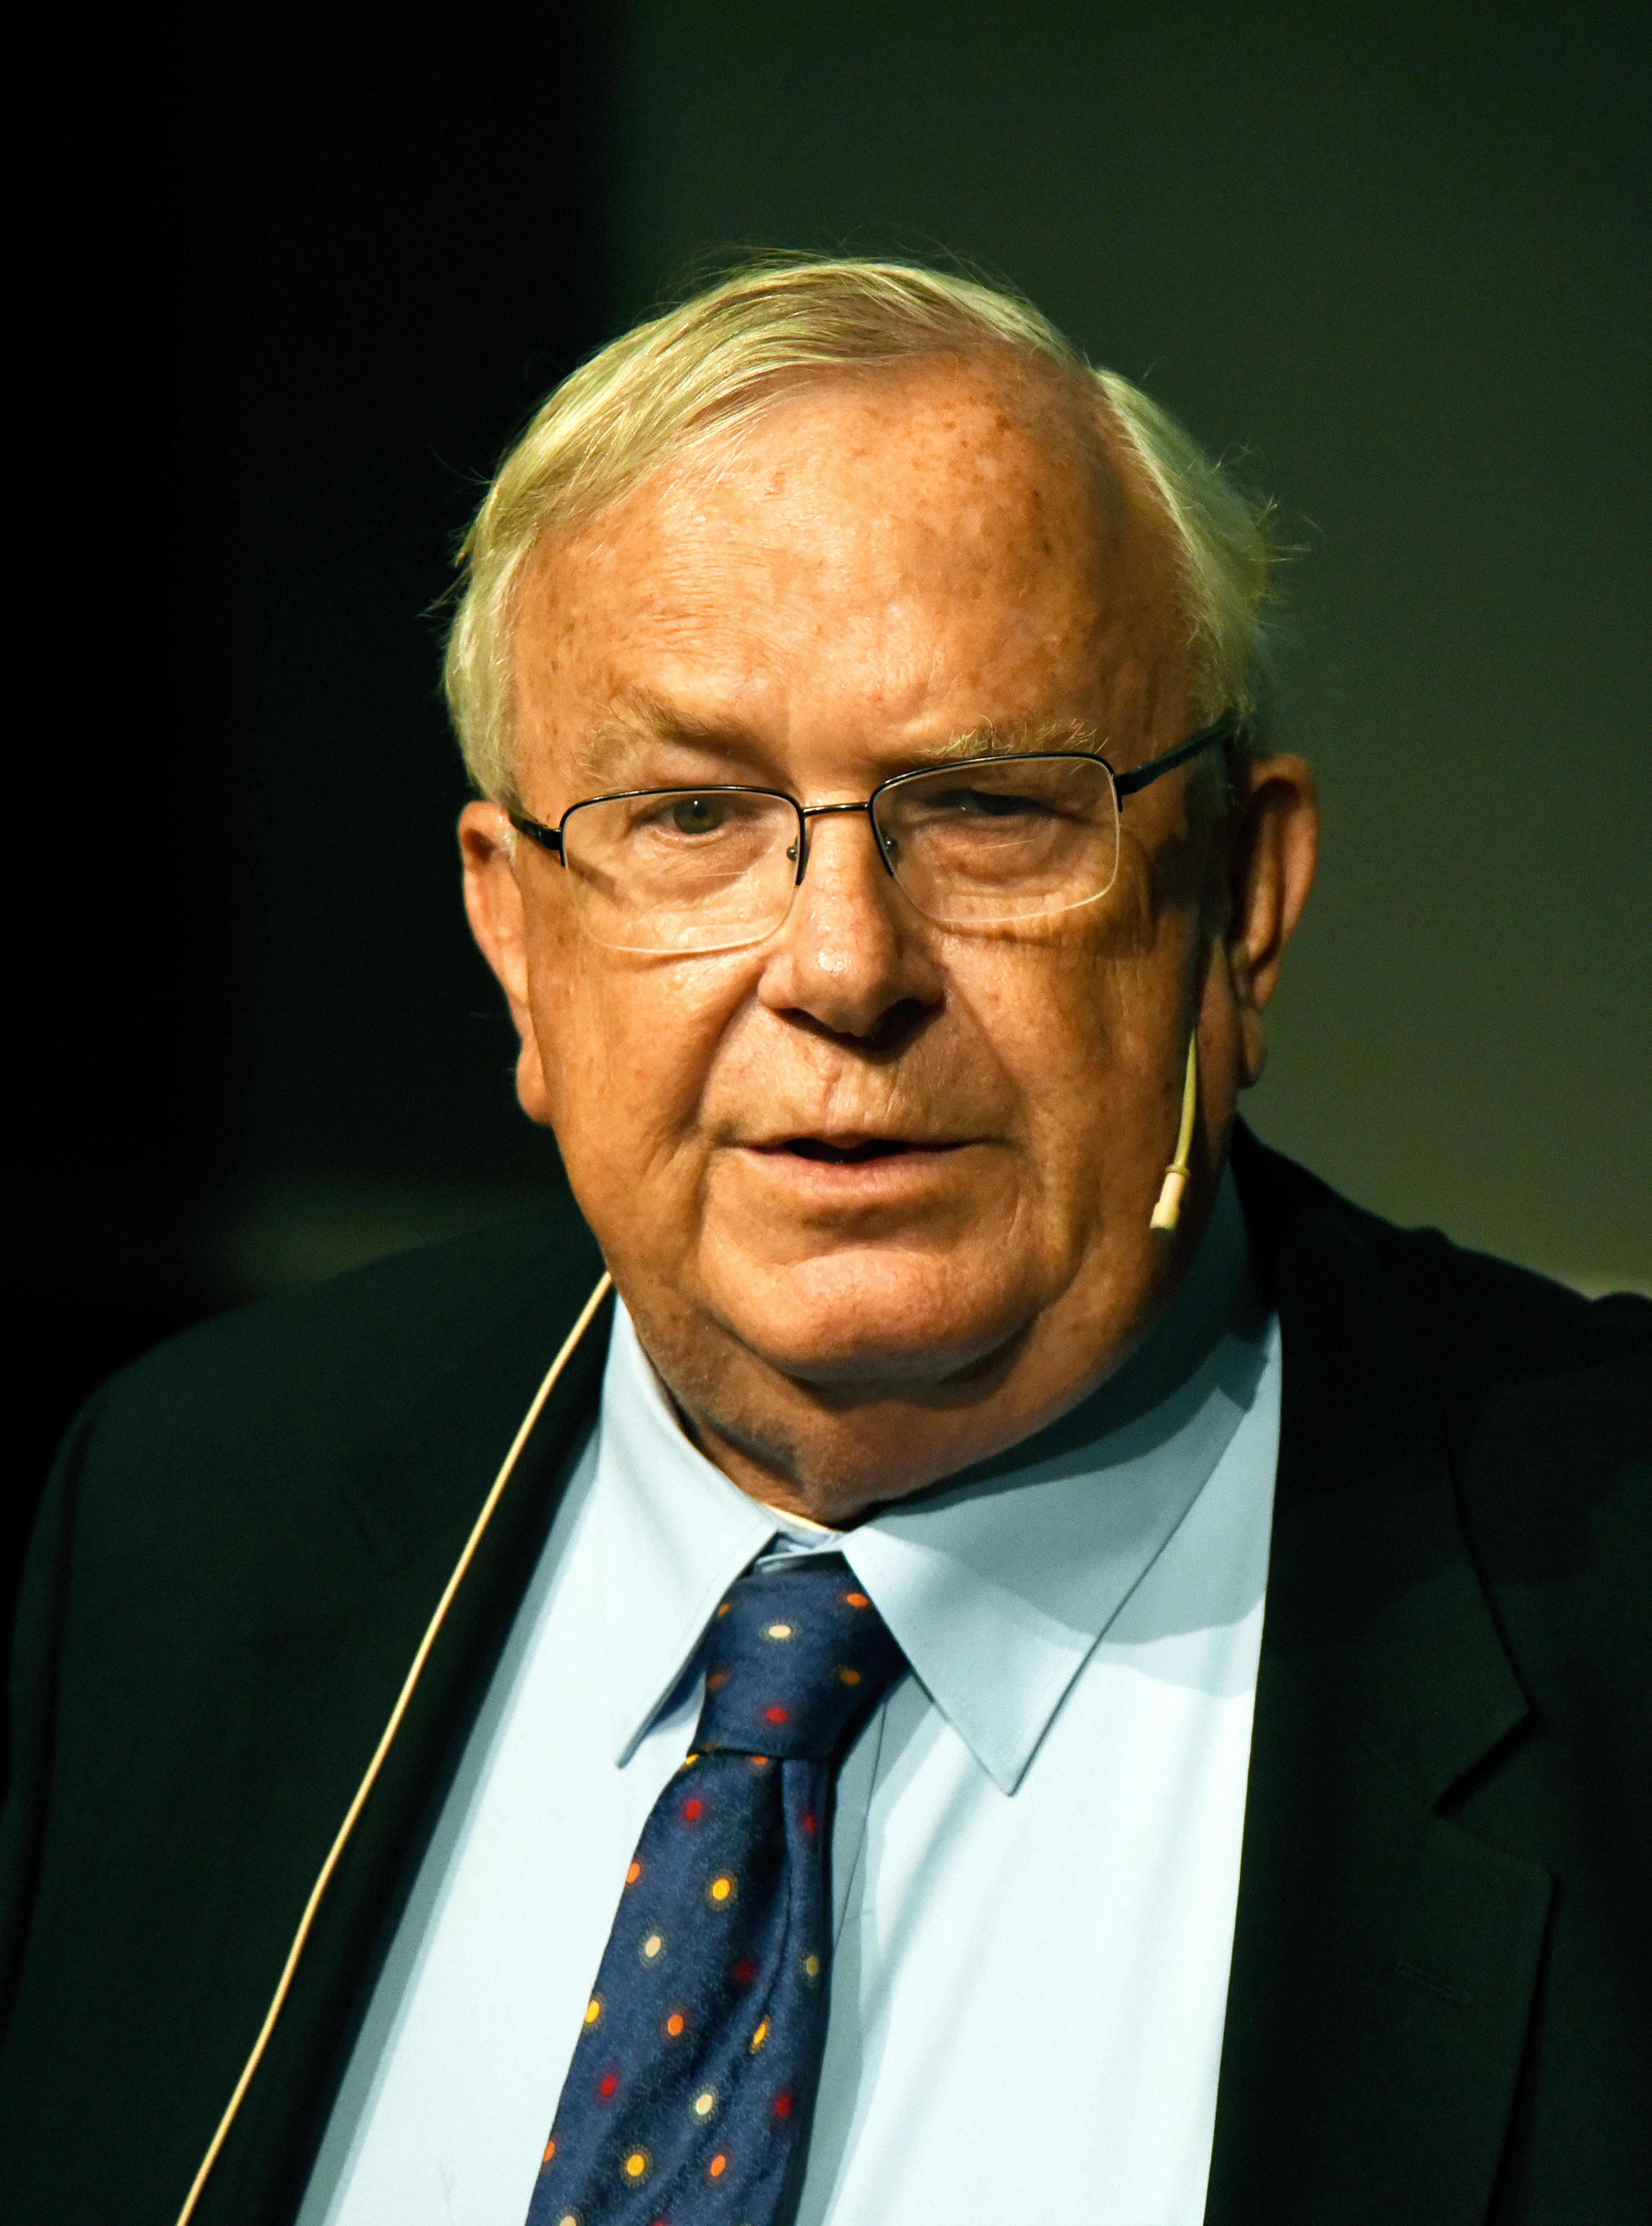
[1112, 716, 1239, 799]
[508, 811, 565, 862]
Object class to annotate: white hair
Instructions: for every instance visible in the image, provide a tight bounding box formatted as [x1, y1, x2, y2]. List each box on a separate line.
[443, 259, 1276, 803]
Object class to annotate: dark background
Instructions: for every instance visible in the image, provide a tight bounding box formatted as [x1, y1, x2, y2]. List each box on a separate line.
[14, 3, 1650, 1690]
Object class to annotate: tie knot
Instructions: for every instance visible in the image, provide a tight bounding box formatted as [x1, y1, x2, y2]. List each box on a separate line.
[694, 1553, 906, 1761]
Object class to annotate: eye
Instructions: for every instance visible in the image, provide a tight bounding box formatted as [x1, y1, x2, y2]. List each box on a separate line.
[925, 784, 1049, 819]
[669, 794, 729, 835]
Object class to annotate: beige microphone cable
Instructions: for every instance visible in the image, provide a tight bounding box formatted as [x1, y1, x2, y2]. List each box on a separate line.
[174, 1268, 613, 2226]
[1150, 1033, 1199, 1234]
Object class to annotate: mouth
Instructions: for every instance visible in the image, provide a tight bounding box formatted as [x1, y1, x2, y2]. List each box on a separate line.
[751, 1136, 968, 1164]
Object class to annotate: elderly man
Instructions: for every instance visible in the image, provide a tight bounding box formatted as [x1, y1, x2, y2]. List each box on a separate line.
[2, 263, 1646, 2226]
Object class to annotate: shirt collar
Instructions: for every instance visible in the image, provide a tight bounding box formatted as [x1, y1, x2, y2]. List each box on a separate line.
[596, 1168, 1276, 1791]
[594, 1305, 777, 1766]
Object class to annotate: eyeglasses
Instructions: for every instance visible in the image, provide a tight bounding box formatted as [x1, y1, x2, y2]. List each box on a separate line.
[508, 715, 1237, 954]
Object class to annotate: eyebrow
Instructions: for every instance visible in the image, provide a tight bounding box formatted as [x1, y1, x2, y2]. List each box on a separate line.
[567, 698, 1109, 792]
[925, 716, 1104, 761]
[569, 698, 764, 791]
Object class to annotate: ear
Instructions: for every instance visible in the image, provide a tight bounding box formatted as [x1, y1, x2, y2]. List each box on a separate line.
[1218, 753, 1319, 1087]
[458, 800, 555, 1124]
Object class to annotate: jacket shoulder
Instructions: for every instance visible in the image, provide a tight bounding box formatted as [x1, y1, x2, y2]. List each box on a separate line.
[88, 1192, 605, 1454]
[1359, 1212, 1648, 1657]
[1232, 1124, 1649, 1442]
[1312, 1178, 1647, 1493]
[54, 1193, 608, 1612]
[1233, 1126, 1650, 1741]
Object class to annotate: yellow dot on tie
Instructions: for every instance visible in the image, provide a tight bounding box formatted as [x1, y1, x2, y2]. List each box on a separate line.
[557, 2214, 577, 2226]
[709, 1873, 735, 1904]
[766, 1621, 794, 1639]
[681, 1751, 700, 1769]
[839, 1666, 861, 1685]
[643, 1933, 663, 1960]
[750, 2017, 770, 2053]
[583, 1996, 601, 2026]
[803, 1953, 821, 1979]
[622, 2149, 650, 2182]
[693, 2087, 717, 2116]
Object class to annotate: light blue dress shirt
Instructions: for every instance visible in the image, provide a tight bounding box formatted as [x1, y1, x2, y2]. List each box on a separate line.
[299, 1170, 1279, 2226]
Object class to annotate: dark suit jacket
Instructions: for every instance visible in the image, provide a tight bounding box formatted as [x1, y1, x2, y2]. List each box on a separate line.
[2, 1132, 1647, 2224]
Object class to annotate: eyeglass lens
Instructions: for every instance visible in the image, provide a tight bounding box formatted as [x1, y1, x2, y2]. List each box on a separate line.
[559, 756, 1122, 954]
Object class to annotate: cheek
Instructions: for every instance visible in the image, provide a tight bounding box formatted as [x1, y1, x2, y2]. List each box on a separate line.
[949, 918, 1193, 1197]
[527, 934, 752, 1182]
[944, 938, 1128, 1136]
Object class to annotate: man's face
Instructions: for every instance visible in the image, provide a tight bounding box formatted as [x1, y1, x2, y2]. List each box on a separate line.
[462, 359, 1315, 1518]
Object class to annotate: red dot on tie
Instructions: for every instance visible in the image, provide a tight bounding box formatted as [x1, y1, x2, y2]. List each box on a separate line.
[774, 2091, 795, 2118]
[764, 1704, 790, 1725]
[683, 1797, 704, 1822]
[733, 1957, 758, 1985]
[802, 1810, 817, 1837]
[598, 2072, 619, 2099]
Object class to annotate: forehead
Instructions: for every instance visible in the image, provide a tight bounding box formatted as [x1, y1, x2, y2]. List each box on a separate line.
[510, 358, 1189, 784]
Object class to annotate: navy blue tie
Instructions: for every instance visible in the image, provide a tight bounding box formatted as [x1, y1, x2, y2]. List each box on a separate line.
[527, 1553, 906, 2226]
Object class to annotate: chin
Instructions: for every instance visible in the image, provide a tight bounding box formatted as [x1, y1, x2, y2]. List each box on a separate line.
[709, 1249, 1038, 1390]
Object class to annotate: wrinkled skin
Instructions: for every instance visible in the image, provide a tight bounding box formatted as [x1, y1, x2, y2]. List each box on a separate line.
[462, 356, 1318, 1523]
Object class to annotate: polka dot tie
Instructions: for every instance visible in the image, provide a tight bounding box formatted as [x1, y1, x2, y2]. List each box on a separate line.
[526, 1553, 906, 2226]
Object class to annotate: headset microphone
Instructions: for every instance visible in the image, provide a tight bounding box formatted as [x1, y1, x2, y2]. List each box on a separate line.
[1150, 1032, 1198, 1234]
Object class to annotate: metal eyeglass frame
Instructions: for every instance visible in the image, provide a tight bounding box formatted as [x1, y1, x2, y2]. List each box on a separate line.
[507, 712, 1239, 893]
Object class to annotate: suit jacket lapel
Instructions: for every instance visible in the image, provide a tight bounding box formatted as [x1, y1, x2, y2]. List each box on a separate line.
[1208, 1137, 1550, 2224]
[187, 1268, 613, 2226]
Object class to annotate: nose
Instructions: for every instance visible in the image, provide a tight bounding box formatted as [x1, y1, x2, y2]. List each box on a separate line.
[757, 805, 942, 1044]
